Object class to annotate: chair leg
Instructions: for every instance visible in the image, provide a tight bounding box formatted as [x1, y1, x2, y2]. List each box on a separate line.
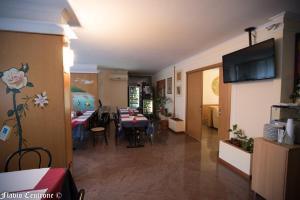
[150, 134, 153, 145]
[104, 132, 108, 145]
[115, 132, 118, 145]
[93, 134, 96, 146]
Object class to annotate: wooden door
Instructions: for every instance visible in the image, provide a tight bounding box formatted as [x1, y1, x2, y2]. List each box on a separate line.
[218, 67, 231, 140]
[186, 71, 203, 141]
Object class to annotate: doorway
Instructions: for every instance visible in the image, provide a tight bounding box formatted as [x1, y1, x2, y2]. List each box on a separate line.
[186, 63, 231, 142]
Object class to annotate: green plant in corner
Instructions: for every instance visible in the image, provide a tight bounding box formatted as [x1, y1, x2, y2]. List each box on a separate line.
[155, 96, 171, 116]
[290, 82, 300, 104]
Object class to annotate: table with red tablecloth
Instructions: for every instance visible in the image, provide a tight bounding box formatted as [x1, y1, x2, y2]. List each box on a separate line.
[71, 110, 95, 129]
[120, 115, 149, 148]
[72, 110, 95, 148]
[0, 168, 78, 200]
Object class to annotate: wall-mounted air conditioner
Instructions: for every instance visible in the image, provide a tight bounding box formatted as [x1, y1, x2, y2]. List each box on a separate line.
[109, 73, 128, 81]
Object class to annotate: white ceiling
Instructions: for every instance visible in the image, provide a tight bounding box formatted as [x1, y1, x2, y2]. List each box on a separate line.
[0, 0, 300, 74]
[69, 0, 300, 74]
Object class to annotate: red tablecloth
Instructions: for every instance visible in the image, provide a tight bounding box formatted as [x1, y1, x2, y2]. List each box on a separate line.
[34, 168, 65, 199]
[71, 111, 95, 129]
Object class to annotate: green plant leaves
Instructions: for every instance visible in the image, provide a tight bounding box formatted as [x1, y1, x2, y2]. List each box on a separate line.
[6, 88, 21, 93]
[11, 89, 21, 93]
[232, 124, 238, 130]
[26, 82, 34, 87]
[7, 109, 14, 117]
[19, 63, 29, 73]
[17, 104, 24, 111]
[24, 104, 29, 110]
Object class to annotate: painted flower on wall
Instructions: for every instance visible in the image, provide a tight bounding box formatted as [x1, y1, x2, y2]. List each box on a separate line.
[34, 92, 49, 107]
[0, 64, 48, 151]
[1, 67, 29, 90]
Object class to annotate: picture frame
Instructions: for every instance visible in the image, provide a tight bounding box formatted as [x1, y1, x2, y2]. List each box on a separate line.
[176, 85, 181, 96]
[167, 77, 172, 94]
[176, 71, 182, 82]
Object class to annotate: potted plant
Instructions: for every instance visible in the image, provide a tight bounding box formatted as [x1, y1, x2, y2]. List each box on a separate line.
[218, 124, 253, 177]
[155, 96, 171, 130]
[228, 124, 254, 153]
[155, 96, 171, 117]
[168, 117, 185, 133]
[290, 83, 300, 105]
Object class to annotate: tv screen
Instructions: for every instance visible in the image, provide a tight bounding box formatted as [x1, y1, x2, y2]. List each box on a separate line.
[222, 38, 276, 83]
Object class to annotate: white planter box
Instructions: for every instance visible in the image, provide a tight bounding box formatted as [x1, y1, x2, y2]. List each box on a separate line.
[218, 140, 252, 176]
[168, 118, 185, 133]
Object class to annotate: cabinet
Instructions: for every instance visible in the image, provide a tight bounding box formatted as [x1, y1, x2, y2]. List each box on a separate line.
[251, 138, 300, 200]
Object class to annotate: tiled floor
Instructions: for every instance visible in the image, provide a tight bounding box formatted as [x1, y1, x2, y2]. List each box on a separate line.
[73, 123, 253, 200]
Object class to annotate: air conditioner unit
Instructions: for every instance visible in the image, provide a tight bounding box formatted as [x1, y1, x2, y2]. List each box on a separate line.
[109, 73, 128, 81]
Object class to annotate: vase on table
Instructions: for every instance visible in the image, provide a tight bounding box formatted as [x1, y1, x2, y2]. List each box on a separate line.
[285, 118, 295, 145]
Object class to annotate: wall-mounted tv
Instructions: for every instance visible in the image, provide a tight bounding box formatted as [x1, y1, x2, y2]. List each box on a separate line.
[222, 38, 276, 83]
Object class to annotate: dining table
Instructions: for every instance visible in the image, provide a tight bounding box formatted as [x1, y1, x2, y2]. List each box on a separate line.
[118, 108, 139, 115]
[71, 110, 95, 148]
[119, 114, 149, 148]
[0, 168, 78, 200]
[71, 110, 95, 129]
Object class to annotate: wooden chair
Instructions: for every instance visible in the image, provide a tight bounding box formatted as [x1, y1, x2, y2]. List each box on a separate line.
[5, 147, 52, 172]
[90, 113, 109, 146]
[113, 113, 121, 145]
[78, 189, 85, 200]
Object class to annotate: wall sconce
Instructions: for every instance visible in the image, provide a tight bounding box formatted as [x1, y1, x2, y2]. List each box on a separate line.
[63, 46, 74, 73]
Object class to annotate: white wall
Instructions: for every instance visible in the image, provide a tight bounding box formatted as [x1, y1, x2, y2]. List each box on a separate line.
[153, 13, 291, 138]
[152, 67, 175, 115]
[203, 68, 219, 105]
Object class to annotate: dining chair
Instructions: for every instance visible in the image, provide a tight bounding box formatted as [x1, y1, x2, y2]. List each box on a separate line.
[113, 113, 121, 145]
[78, 189, 85, 200]
[90, 113, 109, 146]
[4, 147, 52, 172]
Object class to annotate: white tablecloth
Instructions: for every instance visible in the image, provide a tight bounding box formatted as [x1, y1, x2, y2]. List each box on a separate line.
[0, 168, 49, 193]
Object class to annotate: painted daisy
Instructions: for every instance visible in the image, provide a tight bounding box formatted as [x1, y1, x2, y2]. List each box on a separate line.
[34, 91, 49, 108]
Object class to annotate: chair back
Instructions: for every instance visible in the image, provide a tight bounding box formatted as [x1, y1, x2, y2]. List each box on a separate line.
[5, 147, 52, 172]
[78, 189, 85, 200]
[98, 112, 109, 126]
[103, 113, 110, 129]
[89, 110, 98, 129]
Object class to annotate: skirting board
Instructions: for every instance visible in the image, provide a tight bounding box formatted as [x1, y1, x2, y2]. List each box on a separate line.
[168, 128, 185, 134]
[218, 157, 251, 180]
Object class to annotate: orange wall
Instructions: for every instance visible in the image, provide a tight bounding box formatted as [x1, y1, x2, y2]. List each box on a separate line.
[0, 31, 70, 171]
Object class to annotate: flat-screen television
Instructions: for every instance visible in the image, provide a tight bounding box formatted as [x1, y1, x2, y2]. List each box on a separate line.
[222, 38, 276, 83]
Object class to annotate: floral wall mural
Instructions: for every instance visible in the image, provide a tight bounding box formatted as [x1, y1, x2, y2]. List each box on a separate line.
[0, 64, 48, 151]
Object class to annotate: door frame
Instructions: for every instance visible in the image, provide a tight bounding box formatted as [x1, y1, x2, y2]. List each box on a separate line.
[185, 63, 231, 140]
